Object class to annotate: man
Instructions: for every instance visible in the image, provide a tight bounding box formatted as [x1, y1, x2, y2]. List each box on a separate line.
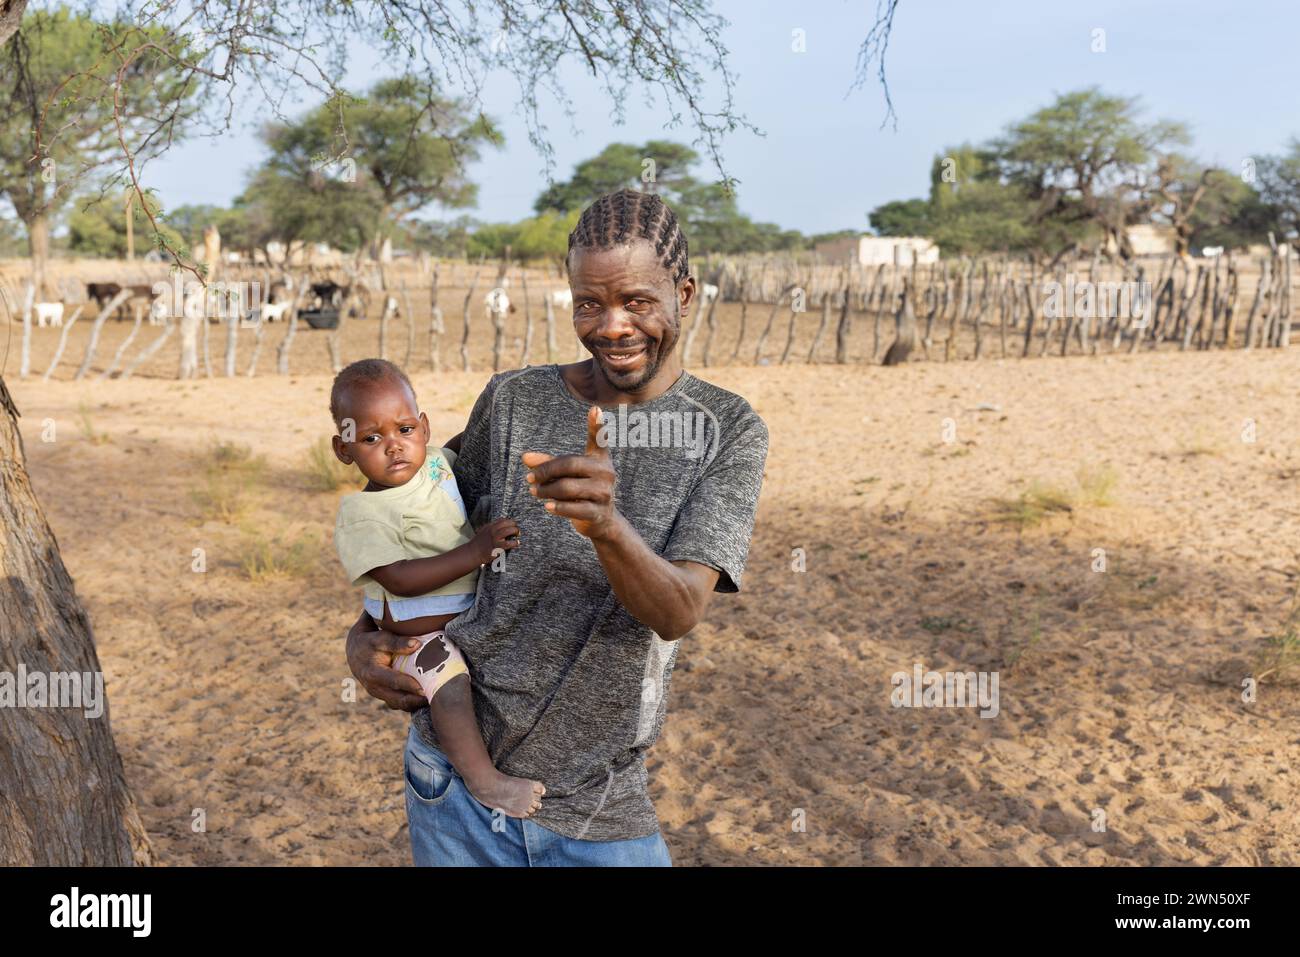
[346, 188, 768, 866]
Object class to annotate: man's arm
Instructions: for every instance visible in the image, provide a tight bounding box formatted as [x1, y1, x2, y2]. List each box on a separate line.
[591, 517, 720, 640]
[522, 405, 724, 641]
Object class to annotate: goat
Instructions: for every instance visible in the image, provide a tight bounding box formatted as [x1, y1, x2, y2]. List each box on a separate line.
[550, 288, 573, 311]
[700, 282, 720, 306]
[34, 302, 65, 328]
[87, 282, 155, 320]
[484, 287, 515, 321]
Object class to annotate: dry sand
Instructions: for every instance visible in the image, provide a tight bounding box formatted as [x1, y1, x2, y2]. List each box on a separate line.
[6, 346, 1299, 865]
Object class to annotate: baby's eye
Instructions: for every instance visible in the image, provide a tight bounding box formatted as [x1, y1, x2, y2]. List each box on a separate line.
[399, 425, 415, 434]
[362, 434, 381, 444]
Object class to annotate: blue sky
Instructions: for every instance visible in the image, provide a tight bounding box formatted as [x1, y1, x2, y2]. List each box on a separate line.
[140, 0, 1300, 235]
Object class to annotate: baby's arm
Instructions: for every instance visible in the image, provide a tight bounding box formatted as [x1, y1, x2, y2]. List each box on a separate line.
[368, 517, 519, 597]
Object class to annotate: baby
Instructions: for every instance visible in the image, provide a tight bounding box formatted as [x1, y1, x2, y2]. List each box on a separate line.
[330, 358, 544, 818]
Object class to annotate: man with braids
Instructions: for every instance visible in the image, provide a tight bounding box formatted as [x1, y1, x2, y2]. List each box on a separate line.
[347, 188, 768, 866]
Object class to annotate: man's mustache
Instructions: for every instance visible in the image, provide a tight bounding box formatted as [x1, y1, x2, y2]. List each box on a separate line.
[589, 338, 653, 351]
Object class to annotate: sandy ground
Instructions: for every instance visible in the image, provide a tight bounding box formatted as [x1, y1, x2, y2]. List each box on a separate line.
[6, 346, 1300, 866]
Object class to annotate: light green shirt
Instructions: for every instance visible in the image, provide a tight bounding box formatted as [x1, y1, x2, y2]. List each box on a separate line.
[334, 446, 478, 619]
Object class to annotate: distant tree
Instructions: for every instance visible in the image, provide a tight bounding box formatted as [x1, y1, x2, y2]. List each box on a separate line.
[273, 78, 502, 259]
[534, 142, 806, 255]
[1188, 175, 1281, 251]
[923, 144, 1077, 257]
[232, 160, 375, 263]
[408, 215, 480, 259]
[67, 192, 185, 259]
[1138, 155, 1265, 257]
[0, 6, 198, 294]
[994, 88, 1188, 259]
[534, 141, 701, 215]
[1256, 140, 1300, 241]
[869, 198, 930, 236]
[808, 228, 860, 248]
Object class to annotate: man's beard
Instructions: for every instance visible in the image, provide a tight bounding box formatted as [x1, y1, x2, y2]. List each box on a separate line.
[591, 307, 678, 392]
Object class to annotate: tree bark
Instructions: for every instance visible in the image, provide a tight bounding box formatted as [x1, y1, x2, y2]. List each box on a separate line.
[1, 0, 30, 47]
[0, 373, 156, 865]
[27, 212, 51, 302]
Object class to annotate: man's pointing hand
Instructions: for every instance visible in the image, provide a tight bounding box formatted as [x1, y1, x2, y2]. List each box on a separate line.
[522, 405, 618, 540]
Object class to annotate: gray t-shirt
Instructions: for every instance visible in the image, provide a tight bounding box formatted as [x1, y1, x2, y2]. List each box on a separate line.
[412, 363, 768, 841]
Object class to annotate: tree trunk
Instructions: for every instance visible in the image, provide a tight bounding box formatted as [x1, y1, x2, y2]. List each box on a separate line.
[0, 374, 155, 865]
[27, 212, 52, 302]
[1, 0, 30, 47]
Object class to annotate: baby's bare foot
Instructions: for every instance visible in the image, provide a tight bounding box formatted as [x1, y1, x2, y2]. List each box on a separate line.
[466, 770, 545, 818]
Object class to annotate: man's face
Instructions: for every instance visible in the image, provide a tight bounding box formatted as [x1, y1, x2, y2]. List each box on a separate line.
[568, 239, 696, 392]
[331, 378, 430, 488]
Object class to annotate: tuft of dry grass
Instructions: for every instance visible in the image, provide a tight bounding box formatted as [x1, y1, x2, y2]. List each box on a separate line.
[1176, 427, 1225, 459]
[237, 526, 318, 582]
[1256, 586, 1300, 684]
[304, 437, 365, 492]
[77, 402, 110, 446]
[191, 438, 267, 524]
[1075, 463, 1118, 508]
[988, 463, 1118, 529]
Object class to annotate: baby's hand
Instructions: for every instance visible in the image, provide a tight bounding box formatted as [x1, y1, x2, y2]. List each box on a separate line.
[474, 517, 520, 564]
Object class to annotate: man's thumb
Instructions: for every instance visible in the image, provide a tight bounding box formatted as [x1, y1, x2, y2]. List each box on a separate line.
[585, 404, 609, 456]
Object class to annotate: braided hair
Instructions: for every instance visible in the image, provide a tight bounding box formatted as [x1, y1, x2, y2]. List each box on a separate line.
[566, 188, 690, 286]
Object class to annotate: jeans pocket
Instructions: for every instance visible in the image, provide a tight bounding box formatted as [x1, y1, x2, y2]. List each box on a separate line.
[404, 738, 458, 806]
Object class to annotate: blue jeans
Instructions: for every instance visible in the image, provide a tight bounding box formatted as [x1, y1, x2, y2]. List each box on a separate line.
[403, 725, 672, 867]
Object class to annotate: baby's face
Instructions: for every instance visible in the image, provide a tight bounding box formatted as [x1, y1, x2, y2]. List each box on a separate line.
[332, 379, 430, 488]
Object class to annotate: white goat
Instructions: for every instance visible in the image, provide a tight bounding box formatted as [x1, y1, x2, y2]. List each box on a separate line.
[34, 302, 65, 328]
[550, 288, 573, 311]
[251, 301, 291, 323]
[700, 282, 720, 306]
[485, 286, 513, 324]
